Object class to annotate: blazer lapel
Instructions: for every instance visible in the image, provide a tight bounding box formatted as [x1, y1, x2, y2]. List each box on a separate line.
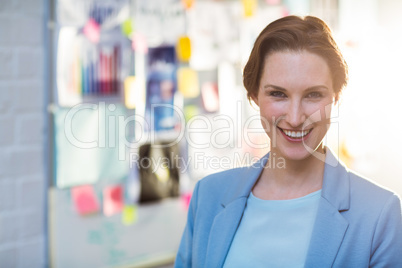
[204, 153, 270, 268]
[204, 197, 248, 268]
[305, 147, 351, 267]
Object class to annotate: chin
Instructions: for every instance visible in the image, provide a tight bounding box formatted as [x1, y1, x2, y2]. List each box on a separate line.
[274, 142, 324, 162]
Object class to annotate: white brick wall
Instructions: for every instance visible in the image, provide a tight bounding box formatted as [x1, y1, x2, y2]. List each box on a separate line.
[0, 0, 47, 267]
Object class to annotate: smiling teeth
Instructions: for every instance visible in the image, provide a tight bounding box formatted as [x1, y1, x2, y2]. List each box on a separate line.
[283, 129, 311, 138]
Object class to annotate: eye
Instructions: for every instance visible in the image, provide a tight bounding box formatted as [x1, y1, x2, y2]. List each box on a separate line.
[306, 91, 323, 98]
[269, 91, 287, 98]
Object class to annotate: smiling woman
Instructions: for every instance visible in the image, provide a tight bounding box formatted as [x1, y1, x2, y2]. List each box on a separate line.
[175, 16, 402, 268]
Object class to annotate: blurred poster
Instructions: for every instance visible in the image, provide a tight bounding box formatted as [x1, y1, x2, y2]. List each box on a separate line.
[57, 0, 129, 27]
[134, 0, 186, 46]
[145, 46, 178, 132]
[53, 104, 133, 188]
[187, 1, 240, 69]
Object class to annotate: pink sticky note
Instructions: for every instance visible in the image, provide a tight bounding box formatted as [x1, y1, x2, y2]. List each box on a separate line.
[181, 192, 192, 209]
[83, 18, 100, 44]
[201, 82, 219, 112]
[103, 185, 124, 217]
[281, 6, 289, 17]
[71, 185, 100, 215]
[266, 0, 281, 5]
[131, 33, 148, 54]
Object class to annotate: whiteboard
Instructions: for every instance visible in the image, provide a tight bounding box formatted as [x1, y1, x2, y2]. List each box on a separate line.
[49, 188, 187, 268]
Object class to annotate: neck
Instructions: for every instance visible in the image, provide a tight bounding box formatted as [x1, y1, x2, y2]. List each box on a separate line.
[253, 146, 326, 200]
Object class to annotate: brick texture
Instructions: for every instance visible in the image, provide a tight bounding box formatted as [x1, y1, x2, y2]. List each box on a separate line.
[0, 0, 47, 267]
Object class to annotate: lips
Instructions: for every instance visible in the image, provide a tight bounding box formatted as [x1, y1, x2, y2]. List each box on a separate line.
[277, 126, 312, 141]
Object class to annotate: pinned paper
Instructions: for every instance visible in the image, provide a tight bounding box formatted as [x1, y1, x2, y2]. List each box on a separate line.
[282, 6, 289, 17]
[131, 33, 148, 54]
[124, 76, 136, 109]
[201, 82, 219, 112]
[177, 36, 191, 62]
[71, 185, 100, 215]
[177, 67, 199, 98]
[242, 0, 257, 17]
[266, 0, 281, 4]
[103, 185, 124, 217]
[83, 18, 100, 44]
[184, 105, 199, 122]
[122, 205, 137, 225]
[121, 19, 134, 37]
[181, 192, 192, 209]
[181, 0, 194, 9]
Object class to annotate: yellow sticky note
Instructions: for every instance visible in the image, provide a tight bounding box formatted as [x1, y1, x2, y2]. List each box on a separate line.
[177, 36, 191, 62]
[121, 19, 134, 37]
[242, 0, 257, 17]
[178, 67, 199, 98]
[122, 205, 137, 226]
[184, 105, 199, 122]
[124, 76, 136, 109]
[181, 0, 194, 9]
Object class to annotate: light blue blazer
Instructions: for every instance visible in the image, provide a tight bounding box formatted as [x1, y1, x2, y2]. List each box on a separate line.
[175, 148, 402, 267]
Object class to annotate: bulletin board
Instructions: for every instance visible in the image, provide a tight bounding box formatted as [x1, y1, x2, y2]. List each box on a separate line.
[49, 0, 288, 267]
[49, 187, 187, 268]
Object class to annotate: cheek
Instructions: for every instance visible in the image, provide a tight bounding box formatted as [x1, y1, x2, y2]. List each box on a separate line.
[259, 104, 282, 129]
[305, 102, 332, 126]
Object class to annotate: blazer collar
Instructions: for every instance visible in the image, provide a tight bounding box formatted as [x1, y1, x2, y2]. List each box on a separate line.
[305, 147, 351, 267]
[205, 147, 351, 268]
[321, 146, 350, 211]
[220, 152, 270, 207]
[220, 147, 350, 210]
[205, 153, 270, 267]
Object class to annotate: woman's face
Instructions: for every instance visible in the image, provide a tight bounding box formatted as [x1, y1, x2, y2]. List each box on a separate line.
[253, 50, 335, 161]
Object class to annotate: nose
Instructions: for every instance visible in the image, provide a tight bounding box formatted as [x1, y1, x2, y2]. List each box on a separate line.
[286, 100, 306, 128]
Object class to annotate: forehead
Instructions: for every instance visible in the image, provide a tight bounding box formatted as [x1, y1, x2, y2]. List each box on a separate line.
[260, 50, 333, 90]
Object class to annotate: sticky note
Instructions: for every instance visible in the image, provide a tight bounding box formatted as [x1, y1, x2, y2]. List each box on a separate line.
[201, 82, 219, 112]
[181, 0, 194, 9]
[178, 67, 199, 98]
[121, 19, 134, 37]
[131, 33, 148, 54]
[282, 6, 289, 17]
[71, 185, 100, 215]
[83, 18, 100, 44]
[181, 192, 192, 209]
[184, 105, 199, 122]
[124, 76, 136, 109]
[266, 0, 281, 4]
[122, 205, 137, 225]
[177, 36, 191, 62]
[103, 185, 124, 217]
[242, 0, 257, 17]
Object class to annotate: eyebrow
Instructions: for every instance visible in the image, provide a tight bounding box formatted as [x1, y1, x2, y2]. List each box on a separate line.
[263, 84, 329, 92]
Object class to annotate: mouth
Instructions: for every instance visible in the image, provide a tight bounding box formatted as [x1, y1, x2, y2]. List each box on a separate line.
[277, 127, 312, 141]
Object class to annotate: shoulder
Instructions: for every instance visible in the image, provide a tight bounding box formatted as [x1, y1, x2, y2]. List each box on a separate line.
[195, 167, 249, 200]
[199, 167, 247, 188]
[348, 169, 399, 204]
[345, 169, 401, 220]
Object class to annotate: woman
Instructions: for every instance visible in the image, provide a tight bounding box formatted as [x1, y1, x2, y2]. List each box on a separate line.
[175, 16, 402, 267]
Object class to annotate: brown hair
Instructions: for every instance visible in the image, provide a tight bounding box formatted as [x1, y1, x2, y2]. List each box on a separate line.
[243, 15, 348, 102]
